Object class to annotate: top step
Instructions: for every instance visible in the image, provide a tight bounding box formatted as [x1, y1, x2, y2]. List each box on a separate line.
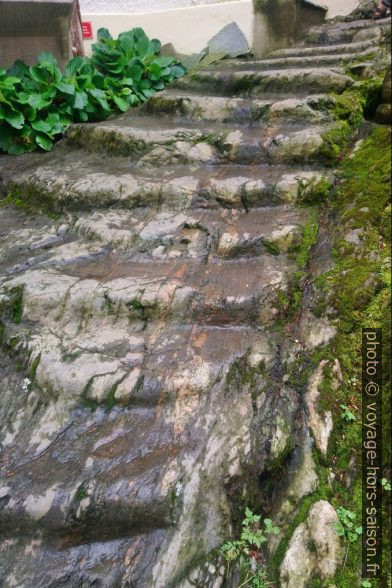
[268, 38, 377, 59]
[304, 16, 390, 46]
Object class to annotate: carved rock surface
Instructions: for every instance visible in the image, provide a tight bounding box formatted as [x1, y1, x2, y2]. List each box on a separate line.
[0, 16, 388, 588]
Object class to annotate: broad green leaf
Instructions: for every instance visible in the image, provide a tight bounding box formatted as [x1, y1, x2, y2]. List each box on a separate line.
[56, 81, 75, 95]
[65, 56, 84, 77]
[119, 34, 134, 55]
[152, 80, 165, 90]
[148, 63, 161, 80]
[35, 133, 53, 151]
[73, 91, 88, 109]
[24, 106, 36, 121]
[88, 88, 110, 110]
[45, 113, 63, 134]
[0, 68, 6, 77]
[29, 65, 50, 85]
[2, 76, 20, 86]
[140, 78, 152, 89]
[38, 51, 58, 66]
[120, 78, 134, 87]
[7, 60, 29, 78]
[150, 39, 161, 53]
[141, 89, 155, 99]
[97, 28, 112, 42]
[113, 96, 129, 112]
[27, 93, 47, 109]
[32, 119, 51, 133]
[135, 36, 150, 57]
[171, 65, 186, 78]
[127, 65, 142, 81]
[4, 108, 24, 129]
[154, 56, 175, 68]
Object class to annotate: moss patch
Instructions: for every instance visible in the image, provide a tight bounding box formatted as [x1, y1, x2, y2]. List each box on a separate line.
[274, 126, 391, 587]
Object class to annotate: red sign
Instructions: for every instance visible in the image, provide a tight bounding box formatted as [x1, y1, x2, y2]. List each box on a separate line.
[82, 22, 93, 39]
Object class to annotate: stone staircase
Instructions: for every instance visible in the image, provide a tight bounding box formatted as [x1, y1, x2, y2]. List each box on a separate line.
[0, 16, 390, 588]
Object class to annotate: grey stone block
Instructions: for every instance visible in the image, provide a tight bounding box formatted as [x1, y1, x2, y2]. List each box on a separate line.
[207, 21, 250, 58]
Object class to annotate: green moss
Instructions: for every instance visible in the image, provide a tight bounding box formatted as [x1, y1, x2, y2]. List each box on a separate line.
[66, 126, 148, 157]
[29, 353, 41, 380]
[106, 386, 117, 412]
[297, 176, 333, 205]
[296, 215, 319, 269]
[263, 239, 281, 256]
[142, 95, 188, 116]
[83, 397, 99, 412]
[269, 126, 390, 587]
[75, 487, 87, 501]
[331, 91, 365, 127]
[307, 127, 390, 588]
[10, 285, 24, 324]
[1, 184, 62, 218]
[319, 120, 355, 166]
[354, 75, 384, 119]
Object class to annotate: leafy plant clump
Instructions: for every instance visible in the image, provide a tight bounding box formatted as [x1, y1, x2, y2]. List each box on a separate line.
[335, 506, 363, 543]
[221, 507, 279, 587]
[0, 27, 185, 155]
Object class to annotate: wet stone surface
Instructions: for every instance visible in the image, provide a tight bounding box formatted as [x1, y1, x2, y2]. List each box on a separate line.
[0, 16, 389, 587]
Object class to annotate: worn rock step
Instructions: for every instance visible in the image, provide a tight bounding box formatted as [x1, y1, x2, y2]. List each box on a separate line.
[0, 407, 180, 538]
[138, 91, 336, 124]
[74, 205, 307, 258]
[0, 148, 327, 212]
[0, 321, 260, 548]
[304, 17, 390, 45]
[0, 199, 313, 279]
[268, 38, 378, 58]
[171, 67, 353, 97]
[64, 118, 329, 165]
[3, 247, 291, 330]
[206, 48, 377, 71]
[0, 532, 163, 586]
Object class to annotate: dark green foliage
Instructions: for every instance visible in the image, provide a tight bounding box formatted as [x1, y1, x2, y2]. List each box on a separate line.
[10, 286, 24, 324]
[0, 28, 185, 155]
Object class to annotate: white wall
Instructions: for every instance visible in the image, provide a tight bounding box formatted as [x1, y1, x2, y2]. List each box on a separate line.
[82, 0, 254, 55]
[80, 0, 245, 13]
[308, 0, 361, 18]
[80, 0, 361, 57]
